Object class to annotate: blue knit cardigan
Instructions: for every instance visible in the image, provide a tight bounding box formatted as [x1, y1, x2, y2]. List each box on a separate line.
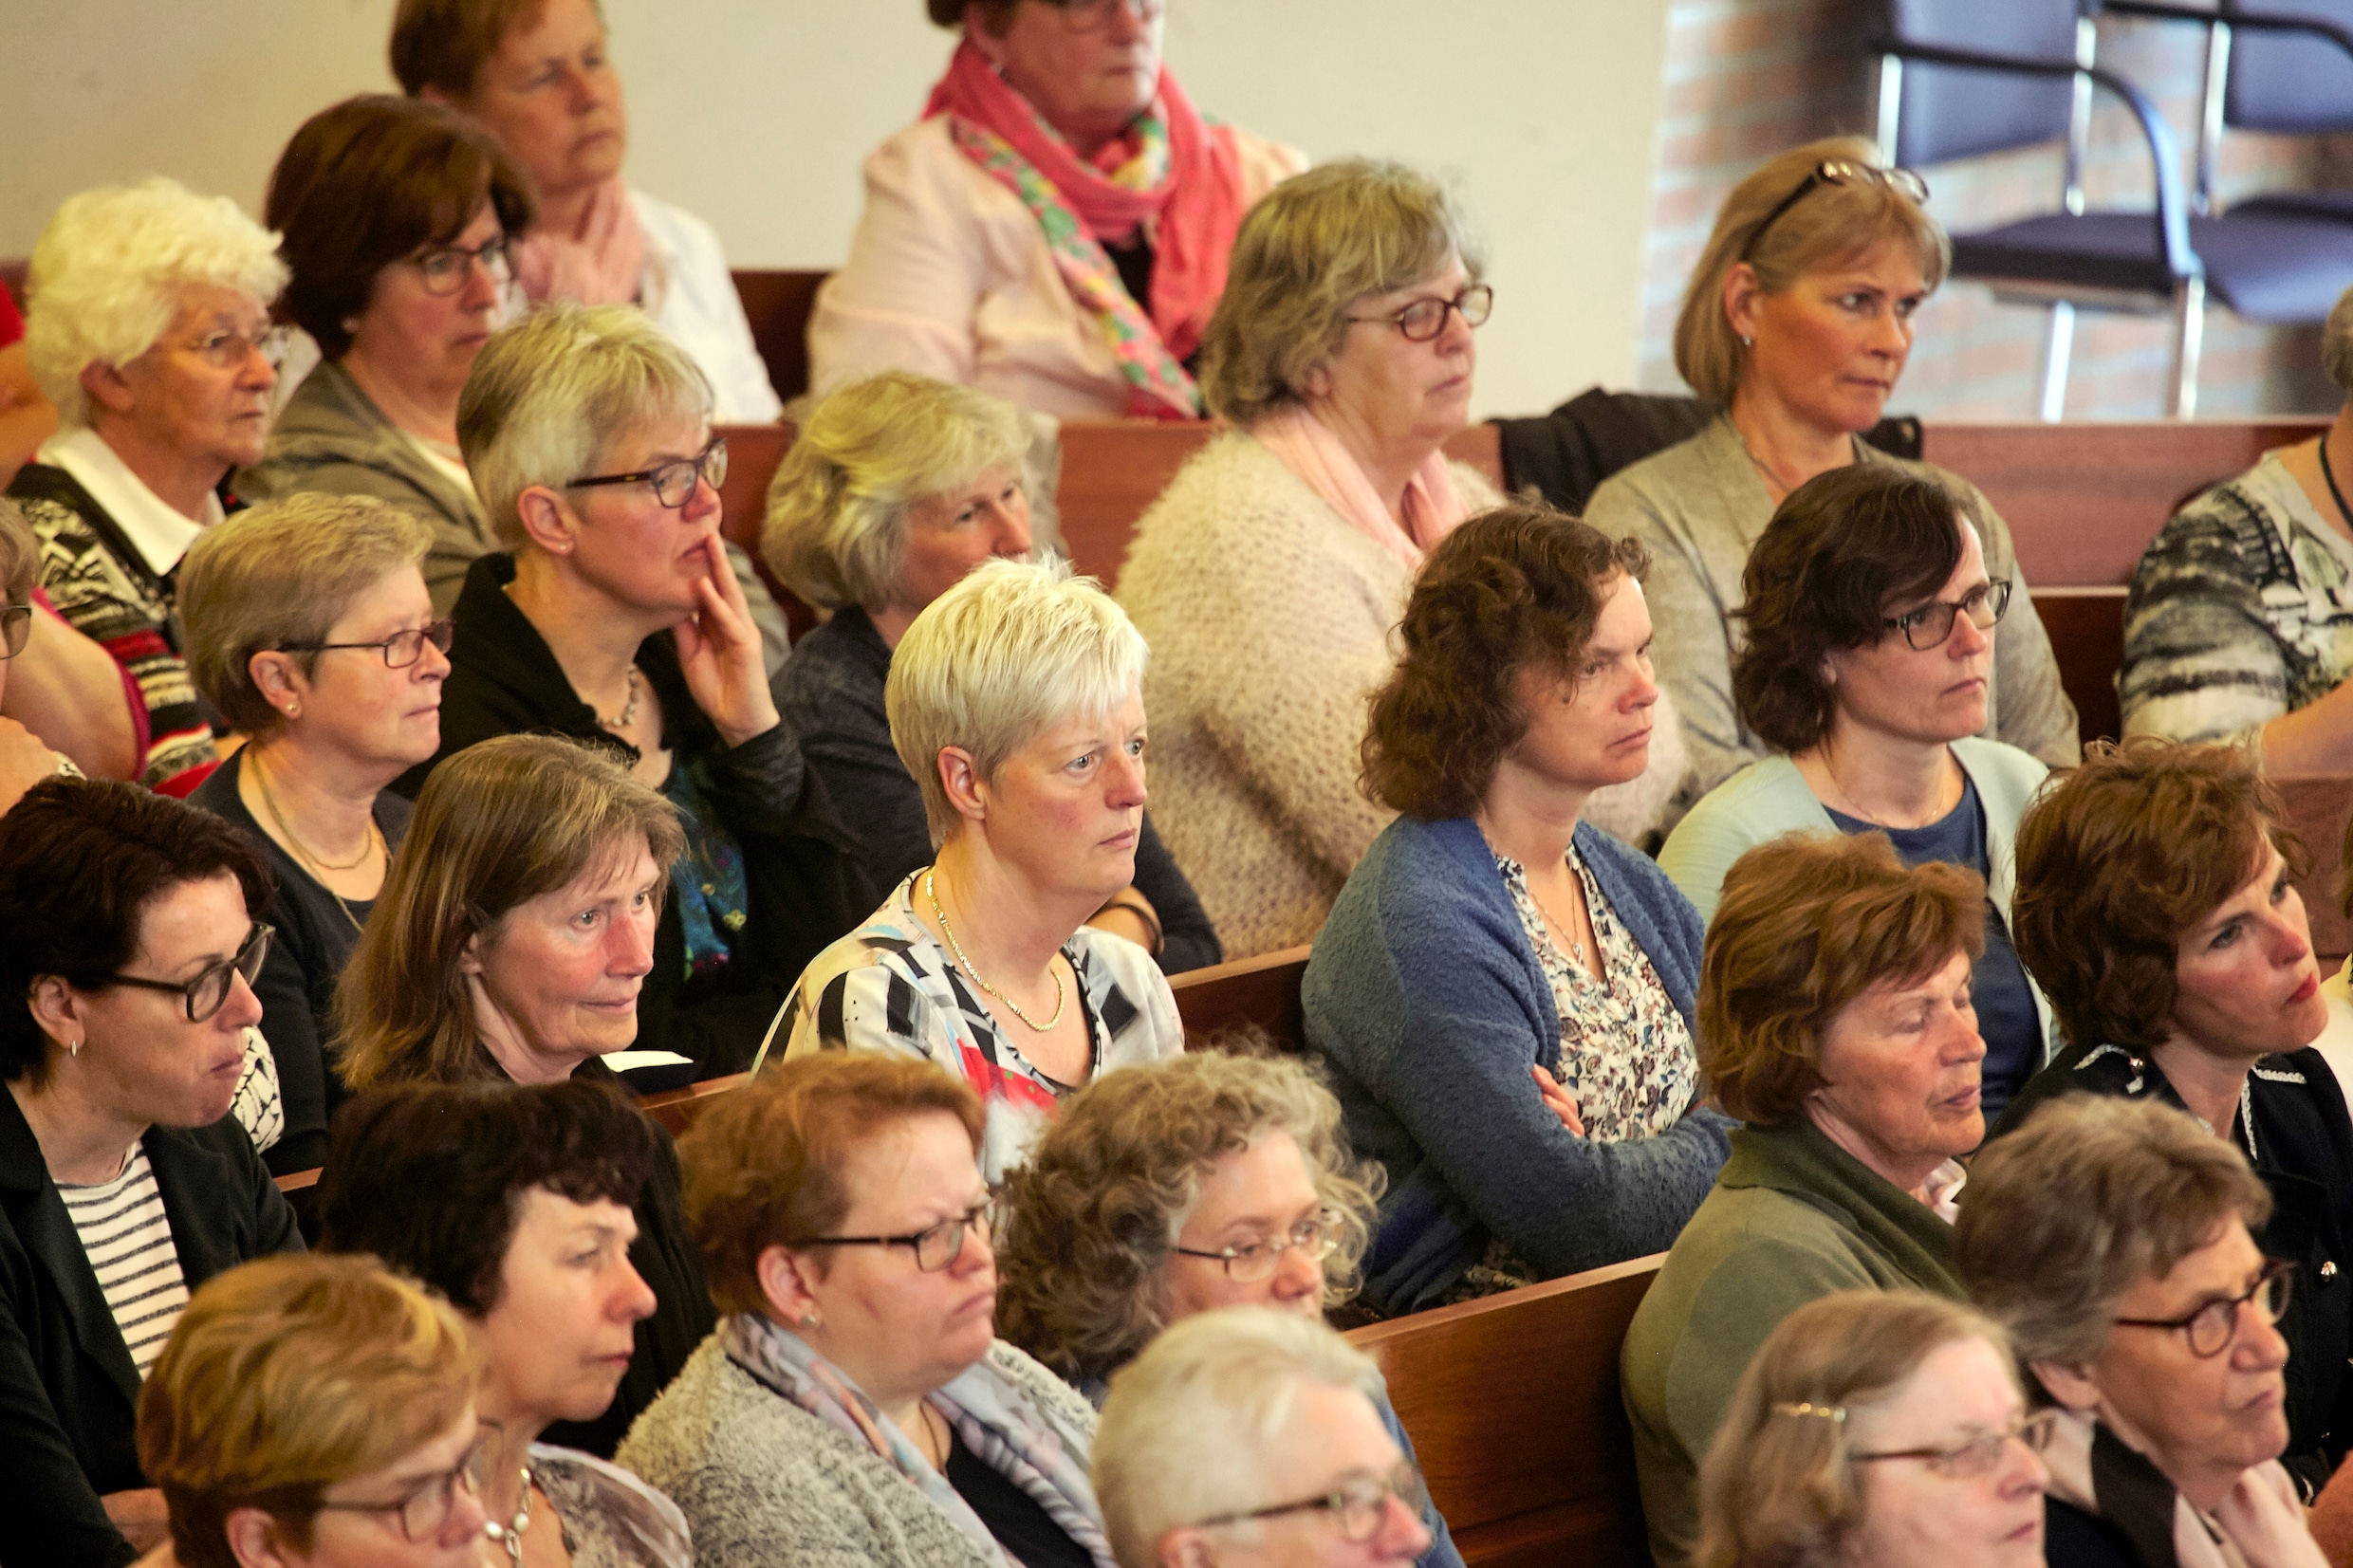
[1305, 816, 1735, 1316]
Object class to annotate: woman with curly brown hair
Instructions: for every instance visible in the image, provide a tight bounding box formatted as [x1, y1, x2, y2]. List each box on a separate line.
[1301, 503, 1732, 1317]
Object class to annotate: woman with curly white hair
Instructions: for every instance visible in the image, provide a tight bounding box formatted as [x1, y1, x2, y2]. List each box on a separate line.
[7, 176, 288, 795]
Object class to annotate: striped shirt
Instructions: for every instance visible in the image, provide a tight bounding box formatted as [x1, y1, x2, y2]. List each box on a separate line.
[59, 1145, 190, 1380]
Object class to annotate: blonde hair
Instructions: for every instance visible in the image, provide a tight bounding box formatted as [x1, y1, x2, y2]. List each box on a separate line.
[24, 176, 288, 429]
[762, 371, 1029, 612]
[1096, 1306, 1389, 1568]
[885, 556, 1148, 846]
[1199, 159, 1482, 426]
[1674, 136, 1950, 403]
[178, 494, 434, 735]
[459, 300, 713, 548]
[0, 498, 35, 603]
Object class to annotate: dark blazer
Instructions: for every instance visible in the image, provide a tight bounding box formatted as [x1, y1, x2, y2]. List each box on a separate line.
[391, 552, 877, 1077]
[0, 1091, 302, 1568]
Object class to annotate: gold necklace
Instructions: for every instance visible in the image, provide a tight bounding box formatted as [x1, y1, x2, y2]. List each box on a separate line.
[1525, 865, 1590, 969]
[250, 754, 380, 936]
[1819, 749, 1957, 831]
[924, 869, 1066, 1032]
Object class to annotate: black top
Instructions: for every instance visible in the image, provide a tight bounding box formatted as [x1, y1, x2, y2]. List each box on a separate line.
[2042, 1420, 2190, 1568]
[773, 605, 1221, 973]
[1103, 232, 1156, 318]
[188, 748, 412, 1174]
[0, 1090, 302, 1567]
[945, 1426, 1096, 1568]
[391, 552, 877, 1077]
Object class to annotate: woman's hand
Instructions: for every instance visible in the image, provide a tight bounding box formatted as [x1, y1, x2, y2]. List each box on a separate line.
[102, 1487, 171, 1553]
[675, 536, 780, 750]
[1532, 1063, 1586, 1138]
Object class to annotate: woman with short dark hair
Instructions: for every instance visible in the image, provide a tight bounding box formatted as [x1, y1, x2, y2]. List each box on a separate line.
[1305, 504, 1731, 1317]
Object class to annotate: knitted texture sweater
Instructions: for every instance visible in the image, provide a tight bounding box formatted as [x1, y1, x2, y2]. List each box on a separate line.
[1303, 815, 1733, 1316]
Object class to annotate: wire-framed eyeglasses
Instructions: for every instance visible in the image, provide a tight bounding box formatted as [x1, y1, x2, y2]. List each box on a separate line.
[1344, 285, 1494, 343]
[565, 436, 730, 509]
[1882, 580, 2012, 651]
[412, 236, 515, 296]
[1742, 160, 1931, 262]
[0, 604, 32, 660]
[800, 1197, 993, 1273]
[312, 1426, 495, 1543]
[1197, 1462, 1430, 1543]
[102, 923, 273, 1023]
[2114, 1258, 2294, 1358]
[1852, 1410, 2060, 1481]
[278, 618, 455, 670]
[177, 323, 295, 371]
[1172, 1212, 1339, 1283]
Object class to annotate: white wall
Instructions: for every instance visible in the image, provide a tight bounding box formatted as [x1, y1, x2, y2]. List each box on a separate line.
[0, 0, 1671, 416]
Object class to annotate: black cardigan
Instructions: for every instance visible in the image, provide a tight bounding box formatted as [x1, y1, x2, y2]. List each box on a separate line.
[0, 1092, 302, 1568]
[773, 606, 1222, 973]
[391, 553, 877, 1077]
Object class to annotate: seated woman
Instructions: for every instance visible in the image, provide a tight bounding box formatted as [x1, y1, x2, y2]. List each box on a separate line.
[2122, 286, 2353, 768]
[9, 176, 290, 795]
[779, 558, 1183, 1181]
[765, 370, 1218, 973]
[1696, 1291, 2050, 1568]
[1094, 1306, 1434, 1568]
[1965, 1095, 2328, 1568]
[1658, 464, 2053, 1125]
[0, 778, 301, 1567]
[136, 1254, 490, 1568]
[1583, 136, 2076, 804]
[318, 1079, 693, 1564]
[391, 0, 780, 422]
[1306, 505, 1731, 1314]
[809, 0, 1303, 420]
[178, 494, 446, 1174]
[236, 95, 532, 616]
[1995, 739, 2353, 1491]
[338, 731, 713, 1456]
[619, 1051, 1111, 1568]
[400, 301, 871, 1068]
[994, 1050, 1462, 1567]
[1621, 832, 1986, 1568]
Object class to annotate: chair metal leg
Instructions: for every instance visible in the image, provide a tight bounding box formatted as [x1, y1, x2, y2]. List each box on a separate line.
[2170, 276, 2207, 419]
[2038, 303, 2075, 422]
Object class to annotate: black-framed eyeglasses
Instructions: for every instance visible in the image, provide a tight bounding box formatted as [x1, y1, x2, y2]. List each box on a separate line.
[412, 236, 514, 296]
[1197, 1462, 1431, 1543]
[1742, 160, 1931, 262]
[0, 604, 31, 659]
[1056, 0, 1165, 31]
[277, 618, 454, 670]
[1853, 1410, 2059, 1481]
[177, 323, 295, 371]
[2115, 1258, 2294, 1359]
[313, 1426, 493, 1543]
[1883, 579, 2012, 651]
[102, 923, 273, 1024]
[1172, 1212, 1339, 1284]
[1344, 285, 1493, 343]
[800, 1197, 992, 1273]
[565, 436, 729, 509]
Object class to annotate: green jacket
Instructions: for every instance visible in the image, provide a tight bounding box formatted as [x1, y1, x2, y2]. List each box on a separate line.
[1619, 1118, 1964, 1568]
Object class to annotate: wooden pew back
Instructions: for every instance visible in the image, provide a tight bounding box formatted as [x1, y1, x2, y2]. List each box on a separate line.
[2282, 777, 2353, 966]
[1347, 1254, 1663, 1568]
[639, 1072, 751, 1139]
[1168, 945, 1311, 1051]
[728, 270, 829, 405]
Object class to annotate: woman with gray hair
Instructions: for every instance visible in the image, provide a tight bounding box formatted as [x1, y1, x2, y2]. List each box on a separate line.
[1583, 136, 2076, 807]
[1961, 1094, 2325, 1568]
[178, 493, 449, 1173]
[397, 300, 872, 1077]
[777, 556, 1183, 1183]
[6, 176, 290, 795]
[2122, 285, 2353, 768]
[766, 370, 1218, 972]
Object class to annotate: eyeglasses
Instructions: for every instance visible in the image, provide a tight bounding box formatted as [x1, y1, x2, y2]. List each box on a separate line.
[1055, 0, 1165, 30]
[1173, 1213, 1339, 1283]
[1882, 579, 2012, 651]
[1344, 285, 1494, 343]
[801, 1197, 993, 1273]
[0, 604, 31, 659]
[2115, 1258, 2294, 1359]
[1853, 1410, 2059, 1481]
[1198, 1462, 1431, 1543]
[278, 618, 455, 670]
[176, 323, 295, 371]
[102, 923, 273, 1024]
[1742, 160, 1931, 262]
[565, 436, 729, 509]
[412, 236, 514, 296]
[314, 1427, 493, 1543]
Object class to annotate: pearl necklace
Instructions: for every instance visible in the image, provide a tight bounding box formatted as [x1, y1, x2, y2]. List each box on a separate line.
[924, 869, 1066, 1032]
[482, 1467, 533, 1565]
[597, 666, 642, 732]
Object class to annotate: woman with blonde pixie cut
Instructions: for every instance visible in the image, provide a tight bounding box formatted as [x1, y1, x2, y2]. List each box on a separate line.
[779, 557, 1183, 1181]
[136, 1253, 487, 1568]
[1584, 135, 2075, 807]
[1696, 1290, 2047, 1568]
[767, 372, 1219, 973]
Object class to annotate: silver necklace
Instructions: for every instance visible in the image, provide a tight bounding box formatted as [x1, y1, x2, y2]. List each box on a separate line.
[482, 1467, 533, 1565]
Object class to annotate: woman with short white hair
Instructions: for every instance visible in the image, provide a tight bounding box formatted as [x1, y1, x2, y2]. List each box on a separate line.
[1095, 1306, 1435, 1568]
[399, 300, 872, 1077]
[779, 556, 1184, 1182]
[7, 176, 289, 794]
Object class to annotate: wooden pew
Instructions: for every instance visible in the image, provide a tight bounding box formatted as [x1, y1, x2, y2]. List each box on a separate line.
[1169, 944, 1312, 1051]
[729, 269, 829, 405]
[1348, 1253, 1663, 1568]
[2032, 585, 2127, 747]
[275, 1166, 323, 1245]
[2281, 776, 2353, 966]
[638, 1072, 750, 1139]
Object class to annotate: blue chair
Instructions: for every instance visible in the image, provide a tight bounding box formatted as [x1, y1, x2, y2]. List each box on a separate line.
[1870, 0, 2353, 418]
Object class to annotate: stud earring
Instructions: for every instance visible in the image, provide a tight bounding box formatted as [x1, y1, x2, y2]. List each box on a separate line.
[65, 1036, 82, 1058]
[801, 1313, 820, 1330]
[1738, 334, 1753, 348]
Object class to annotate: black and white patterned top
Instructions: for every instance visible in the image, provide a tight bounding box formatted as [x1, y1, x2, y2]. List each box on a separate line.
[58, 1145, 188, 1380]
